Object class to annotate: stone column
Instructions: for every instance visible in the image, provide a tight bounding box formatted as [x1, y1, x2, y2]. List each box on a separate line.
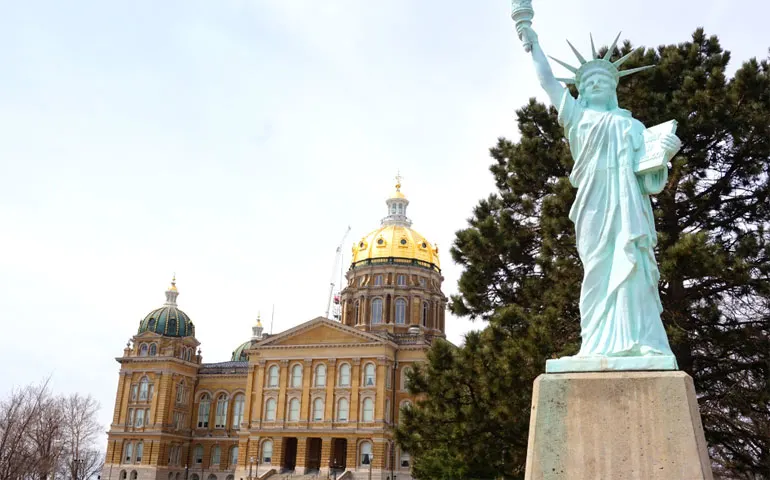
[375, 358, 387, 422]
[275, 360, 289, 426]
[295, 436, 308, 473]
[301, 359, 312, 422]
[346, 438, 358, 471]
[350, 358, 361, 425]
[112, 372, 128, 426]
[249, 361, 265, 426]
[324, 359, 336, 421]
[319, 437, 333, 476]
[150, 372, 163, 427]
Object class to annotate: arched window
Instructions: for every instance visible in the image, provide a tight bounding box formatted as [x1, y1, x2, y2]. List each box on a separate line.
[148, 318, 156, 330]
[337, 398, 349, 421]
[139, 377, 150, 400]
[312, 398, 324, 421]
[422, 302, 429, 327]
[120, 471, 127, 480]
[149, 343, 157, 356]
[359, 441, 373, 466]
[232, 393, 245, 428]
[194, 444, 203, 464]
[229, 446, 238, 467]
[190, 475, 199, 480]
[371, 298, 383, 324]
[135, 442, 143, 464]
[362, 398, 374, 422]
[314, 364, 326, 387]
[395, 298, 407, 324]
[168, 473, 173, 480]
[211, 445, 221, 466]
[215, 394, 228, 428]
[197, 394, 210, 428]
[207, 475, 217, 480]
[130, 472, 138, 480]
[338, 364, 351, 386]
[363, 363, 375, 386]
[291, 364, 303, 388]
[288, 398, 300, 421]
[267, 365, 279, 387]
[354, 300, 360, 324]
[123, 442, 133, 463]
[264, 398, 277, 421]
[262, 440, 273, 463]
[139, 344, 148, 357]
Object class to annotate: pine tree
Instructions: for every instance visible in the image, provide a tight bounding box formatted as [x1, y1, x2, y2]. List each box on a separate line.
[397, 30, 770, 479]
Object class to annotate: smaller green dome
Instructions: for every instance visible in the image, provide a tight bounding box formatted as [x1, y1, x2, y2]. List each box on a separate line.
[137, 277, 195, 338]
[231, 340, 252, 361]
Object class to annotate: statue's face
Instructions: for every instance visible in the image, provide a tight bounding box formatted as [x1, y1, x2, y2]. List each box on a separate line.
[580, 72, 616, 108]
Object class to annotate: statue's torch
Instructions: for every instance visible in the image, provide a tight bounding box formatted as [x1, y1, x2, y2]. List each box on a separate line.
[511, 0, 534, 52]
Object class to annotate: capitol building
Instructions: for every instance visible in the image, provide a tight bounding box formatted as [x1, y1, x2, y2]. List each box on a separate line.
[102, 181, 448, 480]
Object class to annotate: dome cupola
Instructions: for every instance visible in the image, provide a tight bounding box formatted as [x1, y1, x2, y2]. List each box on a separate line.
[231, 314, 264, 361]
[137, 276, 195, 337]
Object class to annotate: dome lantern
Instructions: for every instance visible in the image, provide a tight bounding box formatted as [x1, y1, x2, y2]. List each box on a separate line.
[165, 274, 179, 306]
[252, 313, 264, 341]
[381, 173, 412, 228]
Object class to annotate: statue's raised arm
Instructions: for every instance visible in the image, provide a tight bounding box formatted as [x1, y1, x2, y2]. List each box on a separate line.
[519, 26, 566, 107]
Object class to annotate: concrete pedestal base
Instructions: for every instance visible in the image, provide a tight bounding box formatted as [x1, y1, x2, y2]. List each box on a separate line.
[524, 371, 712, 480]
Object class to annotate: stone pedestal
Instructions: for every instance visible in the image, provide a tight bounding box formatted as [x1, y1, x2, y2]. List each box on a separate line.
[524, 371, 712, 480]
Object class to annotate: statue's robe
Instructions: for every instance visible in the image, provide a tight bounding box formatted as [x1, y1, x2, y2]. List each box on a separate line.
[558, 90, 674, 357]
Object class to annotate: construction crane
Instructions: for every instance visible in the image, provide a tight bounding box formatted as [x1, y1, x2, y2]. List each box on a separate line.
[325, 226, 351, 320]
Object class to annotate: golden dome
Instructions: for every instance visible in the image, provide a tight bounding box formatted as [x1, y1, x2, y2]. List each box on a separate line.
[352, 224, 440, 268]
[351, 175, 440, 270]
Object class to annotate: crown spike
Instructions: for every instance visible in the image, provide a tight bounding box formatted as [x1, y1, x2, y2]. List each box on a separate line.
[590, 34, 599, 59]
[566, 40, 587, 64]
[548, 56, 578, 73]
[604, 31, 623, 61]
[618, 65, 654, 78]
[613, 47, 641, 68]
[555, 77, 576, 85]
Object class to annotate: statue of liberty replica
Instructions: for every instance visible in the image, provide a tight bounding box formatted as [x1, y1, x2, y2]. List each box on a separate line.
[511, 2, 713, 478]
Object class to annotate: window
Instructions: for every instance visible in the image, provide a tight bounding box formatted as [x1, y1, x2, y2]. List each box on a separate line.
[120, 471, 127, 480]
[131, 471, 138, 480]
[139, 344, 148, 356]
[229, 446, 238, 467]
[173, 411, 184, 430]
[211, 445, 221, 466]
[194, 444, 203, 464]
[374, 275, 383, 286]
[395, 299, 407, 324]
[291, 365, 303, 388]
[262, 440, 273, 463]
[168, 318, 177, 333]
[360, 441, 373, 466]
[314, 364, 326, 387]
[124, 442, 133, 463]
[288, 398, 300, 421]
[130, 384, 138, 401]
[127, 408, 134, 426]
[386, 367, 392, 389]
[145, 408, 150, 426]
[371, 298, 383, 324]
[198, 394, 210, 428]
[135, 408, 144, 427]
[385, 398, 391, 423]
[401, 367, 412, 391]
[354, 301, 360, 324]
[267, 365, 279, 387]
[397, 275, 406, 286]
[265, 398, 277, 421]
[422, 302, 429, 327]
[400, 401, 412, 425]
[337, 398, 349, 421]
[135, 442, 143, 464]
[139, 377, 150, 401]
[312, 398, 324, 421]
[148, 319, 156, 330]
[215, 394, 229, 428]
[176, 381, 185, 404]
[362, 398, 374, 422]
[400, 450, 411, 468]
[149, 343, 157, 356]
[363, 363, 375, 386]
[338, 364, 351, 386]
[232, 394, 245, 428]
[419, 277, 426, 287]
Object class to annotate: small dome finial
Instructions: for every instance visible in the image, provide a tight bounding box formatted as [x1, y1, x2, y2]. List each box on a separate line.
[395, 170, 403, 192]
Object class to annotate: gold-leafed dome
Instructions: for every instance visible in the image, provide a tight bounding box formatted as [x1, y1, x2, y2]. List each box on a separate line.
[352, 224, 440, 268]
[350, 175, 440, 271]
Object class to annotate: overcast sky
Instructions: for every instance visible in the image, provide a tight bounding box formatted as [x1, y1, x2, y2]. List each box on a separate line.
[0, 0, 767, 448]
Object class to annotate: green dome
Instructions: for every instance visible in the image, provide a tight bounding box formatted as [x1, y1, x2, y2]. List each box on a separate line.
[231, 340, 251, 361]
[138, 305, 194, 338]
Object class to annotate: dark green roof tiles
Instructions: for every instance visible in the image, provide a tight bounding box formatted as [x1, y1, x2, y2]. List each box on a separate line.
[138, 306, 194, 337]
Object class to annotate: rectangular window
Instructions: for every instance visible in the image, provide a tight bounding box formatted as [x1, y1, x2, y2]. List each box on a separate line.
[145, 408, 150, 426]
[130, 385, 138, 401]
[374, 275, 383, 286]
[127, 408, 134, 426]
[135, 409, 144, 427]
[386, 367, 392, 389]
[148, 384, 154, 401]
[397, 275, 406, 286]
[419, 277, 426, 287]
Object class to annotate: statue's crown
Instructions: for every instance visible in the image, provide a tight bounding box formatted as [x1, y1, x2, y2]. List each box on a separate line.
[550, 32, 653, 89]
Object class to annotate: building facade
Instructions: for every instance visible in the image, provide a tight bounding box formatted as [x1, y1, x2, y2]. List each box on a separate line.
[102, 181, 447, 480]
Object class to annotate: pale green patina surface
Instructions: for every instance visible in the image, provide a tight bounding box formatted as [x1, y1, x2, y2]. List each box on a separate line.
[512, 2, 682, 372]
